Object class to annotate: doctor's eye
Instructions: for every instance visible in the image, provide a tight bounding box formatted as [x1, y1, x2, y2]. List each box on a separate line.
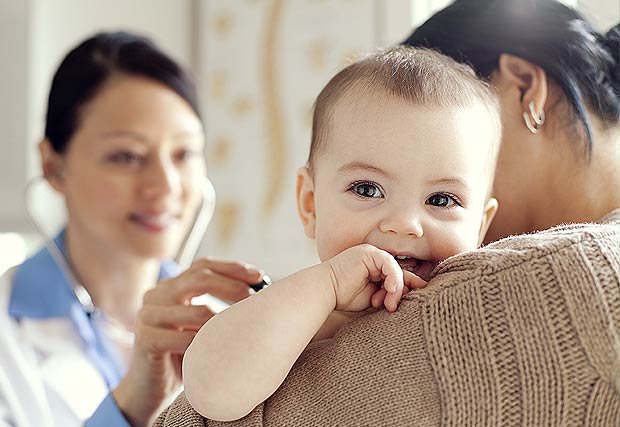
[108, 151, 144, 166]
[348, 181, 384, 199]
[426, 192, 461, 209]
[175, 149, 201, 163]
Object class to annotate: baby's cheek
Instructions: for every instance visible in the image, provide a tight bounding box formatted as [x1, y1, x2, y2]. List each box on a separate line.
[315, 221, 360, 261]
[430, 225, 479, 262]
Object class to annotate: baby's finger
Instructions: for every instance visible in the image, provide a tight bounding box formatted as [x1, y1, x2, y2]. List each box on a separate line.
[403, 270, 428, 289]
[383, 275, 404, 312]
[364, 246, 403, 285]
[383, 274, 398, 293]
[371, 288, 387, 308]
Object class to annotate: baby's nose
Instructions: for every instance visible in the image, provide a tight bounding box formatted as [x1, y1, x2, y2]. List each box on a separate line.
[378, 211, 424, 238]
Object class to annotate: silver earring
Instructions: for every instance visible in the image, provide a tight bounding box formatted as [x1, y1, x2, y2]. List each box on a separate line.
[523, 101, 545, 134]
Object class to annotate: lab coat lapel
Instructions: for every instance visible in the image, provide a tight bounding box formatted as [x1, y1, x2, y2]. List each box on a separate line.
[20, 317, 108, 420]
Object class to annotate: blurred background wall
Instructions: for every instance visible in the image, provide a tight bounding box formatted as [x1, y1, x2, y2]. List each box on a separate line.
[0, 0, 617, 278]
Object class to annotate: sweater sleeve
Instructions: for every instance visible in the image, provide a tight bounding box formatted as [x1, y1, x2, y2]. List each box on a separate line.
[155, 215, 620, 426]
[155, 299, 443, 427]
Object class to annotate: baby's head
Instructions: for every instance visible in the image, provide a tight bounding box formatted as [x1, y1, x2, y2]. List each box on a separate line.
[296, 47, 501, 280]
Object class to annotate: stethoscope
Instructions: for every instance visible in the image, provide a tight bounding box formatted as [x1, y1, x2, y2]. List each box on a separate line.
[22, 174, 270, 389]
[23, 176, 269, 325]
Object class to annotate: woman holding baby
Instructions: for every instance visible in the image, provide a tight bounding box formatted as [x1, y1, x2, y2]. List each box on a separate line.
[157, 0, 620, 425]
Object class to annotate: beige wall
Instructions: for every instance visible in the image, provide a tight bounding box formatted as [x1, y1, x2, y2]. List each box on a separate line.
[0, 1, 31, 232]
[579, 0, 619, 30]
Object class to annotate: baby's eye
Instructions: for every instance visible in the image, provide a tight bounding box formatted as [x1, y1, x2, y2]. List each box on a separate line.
[350, 181, 384, 199]
[426, 193, 460, 208]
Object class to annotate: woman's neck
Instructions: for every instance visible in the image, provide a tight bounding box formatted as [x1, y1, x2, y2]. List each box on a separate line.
[533, 125, 620, 230]
[64, 226, 161, 330]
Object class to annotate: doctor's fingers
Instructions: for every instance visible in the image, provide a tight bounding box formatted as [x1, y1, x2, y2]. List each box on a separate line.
[134, 325, 197, 354]
[190, 257, 264, 284]
[145, 271, 251, 305]
[139, 304, 215, 331]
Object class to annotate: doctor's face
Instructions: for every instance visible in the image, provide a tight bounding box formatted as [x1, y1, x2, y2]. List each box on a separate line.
[45, 75, 205, 260]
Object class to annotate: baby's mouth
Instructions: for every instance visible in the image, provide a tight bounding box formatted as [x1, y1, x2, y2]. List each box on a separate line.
[394, 255, 418, 272]
[393, 255, 434, 282]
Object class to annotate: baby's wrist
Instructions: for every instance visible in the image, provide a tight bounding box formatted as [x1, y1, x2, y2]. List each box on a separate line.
[310, 262, 339, 311]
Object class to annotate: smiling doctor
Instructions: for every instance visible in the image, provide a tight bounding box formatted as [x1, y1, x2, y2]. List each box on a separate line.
[0, 32, 263, 427]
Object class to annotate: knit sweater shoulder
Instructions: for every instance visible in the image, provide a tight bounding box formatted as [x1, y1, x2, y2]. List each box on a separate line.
[156, 210, 620, 427]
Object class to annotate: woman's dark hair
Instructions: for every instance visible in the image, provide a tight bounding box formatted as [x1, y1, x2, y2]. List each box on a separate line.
[403, 0, 620, 153]
[45, 31, 201, 153]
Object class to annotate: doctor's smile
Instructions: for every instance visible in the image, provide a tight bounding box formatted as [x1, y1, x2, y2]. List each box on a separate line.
[128, 211, 182, 234]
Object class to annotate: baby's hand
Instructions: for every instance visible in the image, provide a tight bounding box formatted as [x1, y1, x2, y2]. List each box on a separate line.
[325, 244, 427, 313]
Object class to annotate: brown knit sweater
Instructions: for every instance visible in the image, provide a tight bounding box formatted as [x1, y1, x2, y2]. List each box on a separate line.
[156, 210, 620, 426]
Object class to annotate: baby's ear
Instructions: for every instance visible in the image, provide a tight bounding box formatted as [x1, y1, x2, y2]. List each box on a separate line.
[296, 166, 317, 239]
[478, 197, 498, 246]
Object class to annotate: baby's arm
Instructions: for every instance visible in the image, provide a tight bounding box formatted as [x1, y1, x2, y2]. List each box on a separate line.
[183, 245, 424, 422]
[183, 264, 336, 421]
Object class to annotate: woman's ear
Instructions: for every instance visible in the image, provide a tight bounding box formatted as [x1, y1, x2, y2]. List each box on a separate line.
[478, 197, 499, 246]
[39, 139, 66, 193]
[496, 54, 548, 125]
[296, 166, 317, 239]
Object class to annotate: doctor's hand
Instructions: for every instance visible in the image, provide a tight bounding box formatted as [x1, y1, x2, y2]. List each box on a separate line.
[112, 257, 263, 427]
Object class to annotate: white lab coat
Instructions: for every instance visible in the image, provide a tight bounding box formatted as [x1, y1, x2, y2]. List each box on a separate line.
[0, 268, 109, 426]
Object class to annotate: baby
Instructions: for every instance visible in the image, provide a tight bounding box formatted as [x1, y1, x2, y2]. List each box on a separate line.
[183, 46, 501, 421]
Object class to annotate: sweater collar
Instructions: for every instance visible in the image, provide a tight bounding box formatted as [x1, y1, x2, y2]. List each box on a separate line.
[599, 207, 620, 224]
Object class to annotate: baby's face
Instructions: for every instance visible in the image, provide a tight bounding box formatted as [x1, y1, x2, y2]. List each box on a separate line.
[298, 93, 498, 280]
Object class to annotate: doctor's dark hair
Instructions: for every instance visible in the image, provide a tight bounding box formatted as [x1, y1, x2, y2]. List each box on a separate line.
[44, 31, 201, 153]
[403, 0, 620, 154]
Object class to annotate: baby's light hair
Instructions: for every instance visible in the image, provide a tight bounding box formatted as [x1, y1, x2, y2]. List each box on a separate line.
[308, 47, 501, 181]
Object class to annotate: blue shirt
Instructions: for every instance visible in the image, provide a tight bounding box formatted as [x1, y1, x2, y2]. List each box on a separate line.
[8, 230, 179, 426]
